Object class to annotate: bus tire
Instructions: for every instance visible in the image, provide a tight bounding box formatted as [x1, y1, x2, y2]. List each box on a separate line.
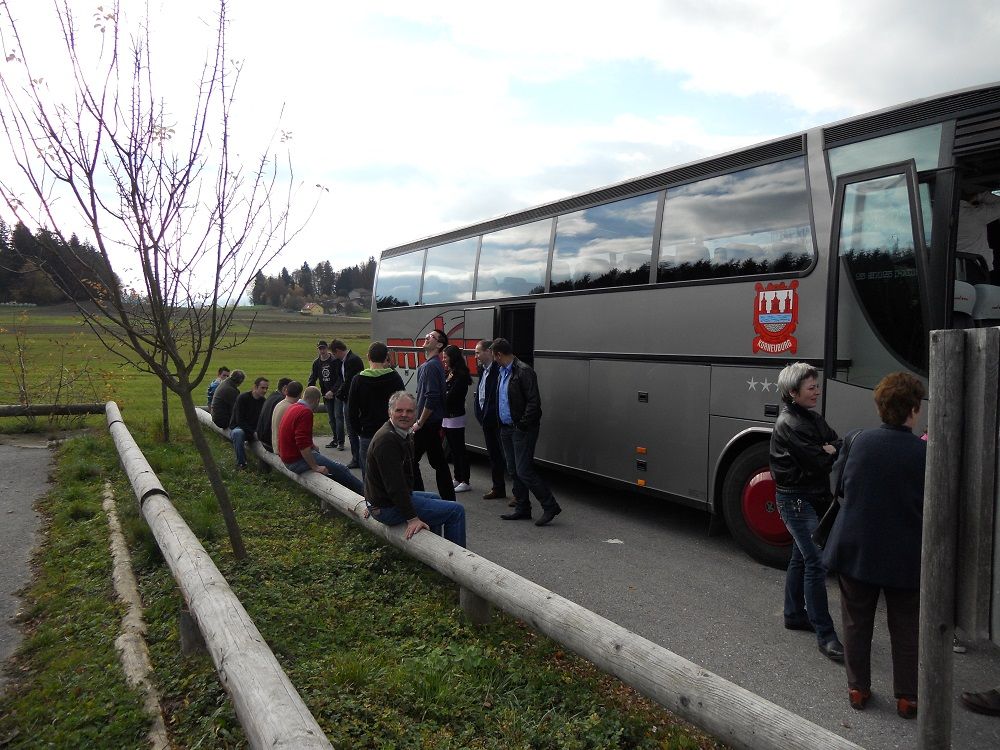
[721, 442, 792, 569]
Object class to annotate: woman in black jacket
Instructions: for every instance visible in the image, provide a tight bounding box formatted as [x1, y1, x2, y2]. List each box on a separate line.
[442, 345, 473, 493]
[770, 362, 843, 663]
[823, 372, 926, 718]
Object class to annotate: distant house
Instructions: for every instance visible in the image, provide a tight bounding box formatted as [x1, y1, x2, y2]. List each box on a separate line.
[299, 302, 324, 316]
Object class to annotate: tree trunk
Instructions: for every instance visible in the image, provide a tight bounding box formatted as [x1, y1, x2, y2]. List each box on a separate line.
[160, 351, 170, 442]
[177, 391, 247, 561]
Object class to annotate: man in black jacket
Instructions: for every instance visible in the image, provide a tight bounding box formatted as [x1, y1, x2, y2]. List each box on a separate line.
[490, 338, 562, 526]
[332, 339, 365, 468]
[230, 376, 269, 469]
[473, 339, 507, 501]
[307, 340, 342, 449]
[348, 341, 404, 478]
[211, 369, 245, 429]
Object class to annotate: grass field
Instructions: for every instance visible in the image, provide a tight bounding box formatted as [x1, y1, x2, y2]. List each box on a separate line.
[0, 304, 722, 749]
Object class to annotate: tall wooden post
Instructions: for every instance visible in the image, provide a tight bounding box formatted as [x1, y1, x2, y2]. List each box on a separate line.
[917, 329, 965, 748]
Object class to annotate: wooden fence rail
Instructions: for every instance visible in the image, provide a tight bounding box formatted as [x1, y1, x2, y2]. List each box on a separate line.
[0, 402, 105, 417]
[197, 407, 862, 750]
[107, 402, 333, 750]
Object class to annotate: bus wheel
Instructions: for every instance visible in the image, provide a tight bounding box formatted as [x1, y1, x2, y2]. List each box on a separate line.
[721, 442, 792, 569]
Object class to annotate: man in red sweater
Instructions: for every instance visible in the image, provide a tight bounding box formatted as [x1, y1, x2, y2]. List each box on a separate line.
[277, 384, 363, 494]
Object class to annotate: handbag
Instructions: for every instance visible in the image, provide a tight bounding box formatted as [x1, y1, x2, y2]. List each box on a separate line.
[811, 429, 862, 550]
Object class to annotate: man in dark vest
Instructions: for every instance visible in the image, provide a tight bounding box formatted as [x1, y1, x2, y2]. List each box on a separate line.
[474, 339, 507, 501]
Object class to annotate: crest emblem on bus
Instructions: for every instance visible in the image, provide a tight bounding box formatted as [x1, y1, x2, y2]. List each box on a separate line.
[752, 280, 798, 355]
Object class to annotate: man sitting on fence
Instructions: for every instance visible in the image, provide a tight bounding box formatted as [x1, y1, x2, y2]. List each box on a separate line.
[277, 385, 364, 494]
[207, 365, 230, 407]
[230, 376, 269, 469]
[257, 377, 292, 453]
[365, 391, 466, 547]
[211, 368, 244, 429]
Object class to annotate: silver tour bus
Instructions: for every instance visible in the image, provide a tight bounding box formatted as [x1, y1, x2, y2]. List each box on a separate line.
[372, 82, 1000, 567]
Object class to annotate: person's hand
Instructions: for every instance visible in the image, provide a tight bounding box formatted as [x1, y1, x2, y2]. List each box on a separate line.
[324, 390, 334, 399]
[313, 465, 330, 476]
[821, 443, 836, 455]
[405, 517, 429, 539]
[412, 420, 423, 432]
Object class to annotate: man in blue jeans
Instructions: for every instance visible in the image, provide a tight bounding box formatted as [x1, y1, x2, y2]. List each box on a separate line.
[365, 391, 466, 547]
[490, 338, 562, 527]
[277, 385, 363, 495]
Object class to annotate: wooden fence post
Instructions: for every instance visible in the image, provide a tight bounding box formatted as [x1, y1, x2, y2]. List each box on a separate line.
[918, 329, 965, 749]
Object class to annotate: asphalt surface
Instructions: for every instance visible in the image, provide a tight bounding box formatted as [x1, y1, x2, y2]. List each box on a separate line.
[0, 438, 52, 696]
[316, 441, 1000, 750]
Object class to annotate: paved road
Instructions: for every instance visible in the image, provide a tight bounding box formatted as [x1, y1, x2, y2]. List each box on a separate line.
[321, 442, 1000, 750]
[0, 438, 52, 695]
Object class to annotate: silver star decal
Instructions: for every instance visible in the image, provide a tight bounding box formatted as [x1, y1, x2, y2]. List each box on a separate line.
[747, 377, 759, 391]
[761, 377, 774, 392]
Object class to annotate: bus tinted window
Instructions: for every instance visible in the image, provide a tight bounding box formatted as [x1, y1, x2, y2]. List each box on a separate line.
[476, 220, 551, 298]
[550, 193, 657, 291]
[422, 237, 478, 305]
[657, 158, 812, 282]
[828, 124, 943, 184]
[838, 173, 927, 374]
[374, 250, 424, 309]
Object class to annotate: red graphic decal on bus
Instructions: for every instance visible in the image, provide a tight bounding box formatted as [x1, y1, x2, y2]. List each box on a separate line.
[753, 280, 798, 354]
[386, 312, 482, 373]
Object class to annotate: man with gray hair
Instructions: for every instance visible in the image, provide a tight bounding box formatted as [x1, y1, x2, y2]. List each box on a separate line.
[365, 391, 466, 547]
[211, 368, 245, 429]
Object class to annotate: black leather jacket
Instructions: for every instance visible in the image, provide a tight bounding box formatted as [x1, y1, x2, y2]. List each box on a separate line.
[502, 358, 542, 430]
[769, 402, 840, 495]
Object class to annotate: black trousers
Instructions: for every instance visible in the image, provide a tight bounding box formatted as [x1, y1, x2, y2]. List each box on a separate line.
[482, 418, 507, 493]
[838, 573, 919, 699]
[411, 420, 456, 501]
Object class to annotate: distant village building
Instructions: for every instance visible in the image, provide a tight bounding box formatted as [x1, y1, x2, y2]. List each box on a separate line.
[299, 302, 324, 316]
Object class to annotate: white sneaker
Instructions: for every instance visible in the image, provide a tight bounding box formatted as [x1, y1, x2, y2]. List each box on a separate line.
[453, 479, 460, 487]
[454, 482, 471, 493]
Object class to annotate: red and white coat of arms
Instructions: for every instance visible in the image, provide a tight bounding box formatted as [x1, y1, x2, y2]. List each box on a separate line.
[753, 280, 798, 354]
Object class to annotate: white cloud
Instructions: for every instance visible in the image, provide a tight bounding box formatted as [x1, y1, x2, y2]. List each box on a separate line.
[2, 0, 997, 286]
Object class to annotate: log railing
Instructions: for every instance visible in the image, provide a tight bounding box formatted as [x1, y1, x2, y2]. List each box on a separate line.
[107, 402, 333, 750]
[197, 407, 862, 750]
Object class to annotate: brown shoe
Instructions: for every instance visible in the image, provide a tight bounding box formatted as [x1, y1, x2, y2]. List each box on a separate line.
[897, 697, 917, 719]
[960, 689, 1000, 716]
[848, 688, 871, 711]
[482, 489, 506, 500]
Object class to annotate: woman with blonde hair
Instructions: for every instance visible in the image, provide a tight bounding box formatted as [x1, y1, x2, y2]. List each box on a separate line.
[769, 362, 843, 662]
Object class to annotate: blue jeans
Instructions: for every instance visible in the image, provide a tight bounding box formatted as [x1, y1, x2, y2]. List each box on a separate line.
[776, 492, 838, 644]
[333, 398, 348, 449]
[284, 450, 364, 495]
[358, 436, 372, 479]
[499, 424, 557, 514]
[370, 491, 466, 547]
[230, 427, 251, 467]
[324, 397, 342, 446]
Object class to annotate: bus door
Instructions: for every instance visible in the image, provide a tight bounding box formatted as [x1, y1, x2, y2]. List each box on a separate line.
[499, 304, 535, 367]
[823, 161, 931, 431]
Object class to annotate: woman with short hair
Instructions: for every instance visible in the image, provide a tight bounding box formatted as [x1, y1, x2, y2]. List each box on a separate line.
[442, 345, 473, 493]
[823, 372, 926, 718]
[770, 362, 843, 662]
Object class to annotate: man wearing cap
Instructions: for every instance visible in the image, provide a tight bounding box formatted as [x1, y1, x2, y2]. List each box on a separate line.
[308, 340, 343, 449]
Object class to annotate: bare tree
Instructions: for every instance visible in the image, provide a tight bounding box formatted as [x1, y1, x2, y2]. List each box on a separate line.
[0, 0, 319, 560]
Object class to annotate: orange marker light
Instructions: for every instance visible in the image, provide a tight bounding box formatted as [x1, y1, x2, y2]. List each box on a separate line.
[637, 479, 646, 487]
[636, 446, 647, 455]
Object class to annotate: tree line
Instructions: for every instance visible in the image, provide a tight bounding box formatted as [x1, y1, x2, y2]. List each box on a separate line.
[0, 219, 119, 304]
[251, 257, 376, 312]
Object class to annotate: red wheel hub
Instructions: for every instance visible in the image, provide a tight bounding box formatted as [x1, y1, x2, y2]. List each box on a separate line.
[741, 469, 791, 545]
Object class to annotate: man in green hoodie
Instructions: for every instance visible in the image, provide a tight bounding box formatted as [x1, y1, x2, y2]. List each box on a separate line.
[347, 341, 405, 478]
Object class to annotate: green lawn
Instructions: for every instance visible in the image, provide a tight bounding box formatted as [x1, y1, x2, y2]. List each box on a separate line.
[0, 304, 722, 749]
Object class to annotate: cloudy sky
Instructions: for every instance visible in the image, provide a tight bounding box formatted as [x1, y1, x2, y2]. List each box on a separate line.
[3, 0, 999, 285]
